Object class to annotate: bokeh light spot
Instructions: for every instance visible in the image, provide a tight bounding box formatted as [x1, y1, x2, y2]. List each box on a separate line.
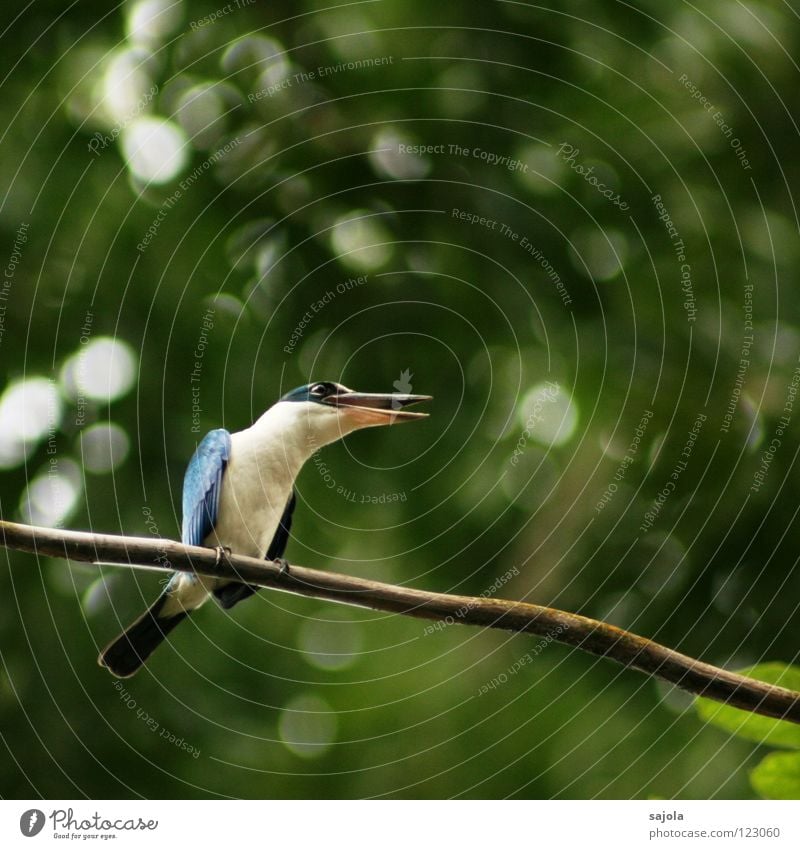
[369, 129, 431, 180]
[516, 143, 564, 195]
[222, 35, 286, 75]
[518, 382, 579, 447]
[101, 47, 156, 124]
[175, 83, 230, 149]
[569, 228, 628, 281]
[121, 117, 188, 184]
[330, 210, 393, 271]
[126, 0, 184, 46]
[298, 612, 364, 671]
[278, 694, 337, 759]
[20, 459, 82, 527]
[79, 423, 130, 473]
[0, 378, 62, 469]
[61, 337, 138, 404]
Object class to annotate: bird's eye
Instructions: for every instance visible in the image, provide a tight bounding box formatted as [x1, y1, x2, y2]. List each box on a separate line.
[310, 383, 327, 396]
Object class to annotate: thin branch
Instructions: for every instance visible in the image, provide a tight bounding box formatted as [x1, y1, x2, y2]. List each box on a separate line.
[2, 519, 799, 724]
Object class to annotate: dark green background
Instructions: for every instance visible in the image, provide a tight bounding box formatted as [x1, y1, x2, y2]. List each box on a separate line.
[0, 0, 798, 798]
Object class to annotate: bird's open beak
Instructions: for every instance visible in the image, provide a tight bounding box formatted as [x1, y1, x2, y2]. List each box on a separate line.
[324, 391, 432, 426]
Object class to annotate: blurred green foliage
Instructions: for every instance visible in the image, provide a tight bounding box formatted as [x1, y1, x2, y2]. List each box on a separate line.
[1, 0, 799, 798]
[697, 663, 800, 750]
[697, 662, 800, 799]
[751, 752, 800, 800]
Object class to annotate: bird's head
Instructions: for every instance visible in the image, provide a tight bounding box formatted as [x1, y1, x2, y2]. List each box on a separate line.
[275, 380, 431, 449]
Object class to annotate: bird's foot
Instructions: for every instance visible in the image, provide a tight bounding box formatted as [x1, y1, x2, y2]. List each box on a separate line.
[273, 557, 291, 577]
[214, 546, 232, 569]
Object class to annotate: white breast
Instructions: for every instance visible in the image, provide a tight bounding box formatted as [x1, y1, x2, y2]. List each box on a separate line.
[204, 409, 308, 558]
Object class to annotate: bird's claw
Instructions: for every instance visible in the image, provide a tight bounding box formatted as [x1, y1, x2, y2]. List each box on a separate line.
[214, 546, 232, 568]
[274, 557, 290, 577]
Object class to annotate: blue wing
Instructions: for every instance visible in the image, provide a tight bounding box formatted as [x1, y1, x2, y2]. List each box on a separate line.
[213, 489, 296, 610]
[181, 428, 232, 547]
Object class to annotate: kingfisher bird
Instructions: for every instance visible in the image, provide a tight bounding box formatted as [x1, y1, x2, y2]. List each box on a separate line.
[99, 381, 431, 677]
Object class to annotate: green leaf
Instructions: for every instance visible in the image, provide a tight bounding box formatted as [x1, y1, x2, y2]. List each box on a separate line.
[696, 662, 800, 749]
[751, 751, 800, 800]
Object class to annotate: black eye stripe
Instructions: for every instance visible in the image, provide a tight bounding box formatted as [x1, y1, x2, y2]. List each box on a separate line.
[280, 382, 343, 403]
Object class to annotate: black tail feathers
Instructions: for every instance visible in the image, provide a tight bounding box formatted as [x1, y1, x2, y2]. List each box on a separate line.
[214, 581, 258, 609]
[98, 594, 189, 678]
